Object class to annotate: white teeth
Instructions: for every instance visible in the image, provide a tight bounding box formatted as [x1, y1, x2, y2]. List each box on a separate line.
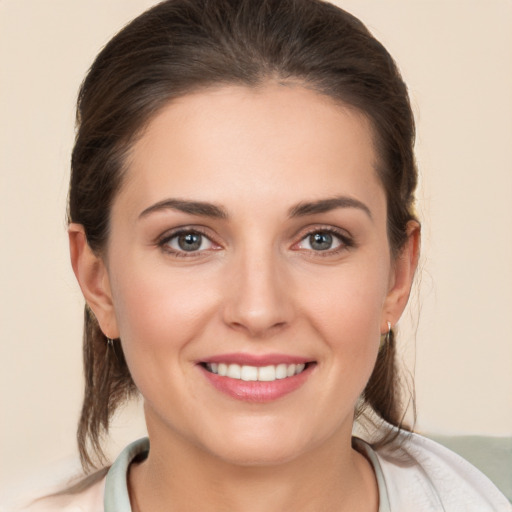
[258, 365, 276, 381]
[241, 365, 258, 381]
[206, 362, 308, 381]
[226, 364, 241, 379]
[275, 363, 288, 379]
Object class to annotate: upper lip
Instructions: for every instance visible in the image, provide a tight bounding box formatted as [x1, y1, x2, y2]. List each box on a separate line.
[199, 353, 314, 366]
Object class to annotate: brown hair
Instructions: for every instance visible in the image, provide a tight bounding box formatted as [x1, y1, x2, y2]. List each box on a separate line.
[69, 0, 418, 472]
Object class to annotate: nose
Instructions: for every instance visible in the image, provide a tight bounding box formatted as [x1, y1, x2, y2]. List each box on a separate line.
[222, 247, 294, 338]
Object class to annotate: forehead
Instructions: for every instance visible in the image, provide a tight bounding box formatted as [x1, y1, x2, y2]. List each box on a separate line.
[118, 83, 384, 219]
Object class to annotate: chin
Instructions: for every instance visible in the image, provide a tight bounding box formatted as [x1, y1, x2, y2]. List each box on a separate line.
[197, 416, 332, 467]
[208, 436, 308, 467]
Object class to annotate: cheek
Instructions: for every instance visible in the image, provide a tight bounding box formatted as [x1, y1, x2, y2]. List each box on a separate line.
[299, 255, 390, 392]
[304, 260, 389, 337]
[109, 261, 220, 370]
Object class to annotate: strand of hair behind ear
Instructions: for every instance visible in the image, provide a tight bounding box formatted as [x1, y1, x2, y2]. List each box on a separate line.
[77, 308, 137, 472]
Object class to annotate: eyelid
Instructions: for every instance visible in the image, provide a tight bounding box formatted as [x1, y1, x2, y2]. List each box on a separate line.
[291, 225, 355, 253]
[154, 224, 354, 258]
[156, 226, 222, 257]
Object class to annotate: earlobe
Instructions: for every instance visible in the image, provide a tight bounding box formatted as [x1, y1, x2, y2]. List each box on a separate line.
[68, 223, 119, 339]
[381, 221, 421, 330]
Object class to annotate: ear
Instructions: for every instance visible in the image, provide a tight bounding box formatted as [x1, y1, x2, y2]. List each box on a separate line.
[381, 221, 421, 331]
[68, 223, 119, 339]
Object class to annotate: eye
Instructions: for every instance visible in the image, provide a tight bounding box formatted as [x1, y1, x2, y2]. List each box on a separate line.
[294, 229, 351, 253]
[302, 232, 338, 251]
[159, 229, 219, 256]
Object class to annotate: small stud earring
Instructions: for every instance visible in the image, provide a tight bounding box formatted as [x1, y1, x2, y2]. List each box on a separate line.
[379, 322, 392, 350]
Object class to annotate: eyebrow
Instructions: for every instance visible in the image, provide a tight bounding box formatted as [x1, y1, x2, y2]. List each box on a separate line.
[288, 196, 372, 220]
[139, 199, 228, 220]
[138, 195, 372, 221]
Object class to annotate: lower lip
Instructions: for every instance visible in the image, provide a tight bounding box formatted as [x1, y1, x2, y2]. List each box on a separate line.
[199, 364, 314, 403]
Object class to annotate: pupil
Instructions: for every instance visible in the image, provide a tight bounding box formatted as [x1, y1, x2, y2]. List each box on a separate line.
[310, 232, 332, 251]
[178, 233, 202, 251]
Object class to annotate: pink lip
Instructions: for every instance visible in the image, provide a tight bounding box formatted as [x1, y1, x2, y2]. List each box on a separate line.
[198, 358, 316, 403]
[200, 353, 312, 366]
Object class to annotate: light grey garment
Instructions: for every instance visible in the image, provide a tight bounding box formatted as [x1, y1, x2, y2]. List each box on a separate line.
[104, 437, 149, 511]
[101, 433, 511, 511]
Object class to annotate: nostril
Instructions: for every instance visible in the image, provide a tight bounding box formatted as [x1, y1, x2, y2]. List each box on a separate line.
[226, 318, 289, 338]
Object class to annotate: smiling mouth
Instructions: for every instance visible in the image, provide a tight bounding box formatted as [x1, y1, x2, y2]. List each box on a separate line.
[202, 362, 311, 382]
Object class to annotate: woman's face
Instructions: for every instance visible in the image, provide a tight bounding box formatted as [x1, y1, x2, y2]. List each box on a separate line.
[85, 84, 416, 465]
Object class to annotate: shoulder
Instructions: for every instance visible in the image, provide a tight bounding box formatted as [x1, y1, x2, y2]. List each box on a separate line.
[367, 431, 512, 512]
[2, 472, 106, 512]
[3, 438, 149, 512]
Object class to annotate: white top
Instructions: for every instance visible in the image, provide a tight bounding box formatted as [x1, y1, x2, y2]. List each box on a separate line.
[9, 432, 512, 511]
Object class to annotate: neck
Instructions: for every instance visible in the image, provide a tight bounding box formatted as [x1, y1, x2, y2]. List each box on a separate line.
[128, 427, 378, 512]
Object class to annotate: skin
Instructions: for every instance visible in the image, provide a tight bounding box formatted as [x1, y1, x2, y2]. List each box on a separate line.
[69, 83, 420, 511]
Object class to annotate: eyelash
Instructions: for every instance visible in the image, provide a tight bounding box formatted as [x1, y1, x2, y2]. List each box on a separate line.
[294, 227, 354, 257]
[156, 226, 354, 258]
[157, 227, 219, 258]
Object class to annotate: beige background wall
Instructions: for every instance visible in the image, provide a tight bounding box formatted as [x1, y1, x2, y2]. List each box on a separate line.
[1, 0, 511, 491]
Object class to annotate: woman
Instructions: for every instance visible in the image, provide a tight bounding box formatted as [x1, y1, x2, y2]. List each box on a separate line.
[18, 0, 511, 510]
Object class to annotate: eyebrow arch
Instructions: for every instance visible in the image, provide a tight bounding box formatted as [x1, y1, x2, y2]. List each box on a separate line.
[288, 196, 372, 220]
[138, 195, 372, 221]
[139, 198, 228, 220]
